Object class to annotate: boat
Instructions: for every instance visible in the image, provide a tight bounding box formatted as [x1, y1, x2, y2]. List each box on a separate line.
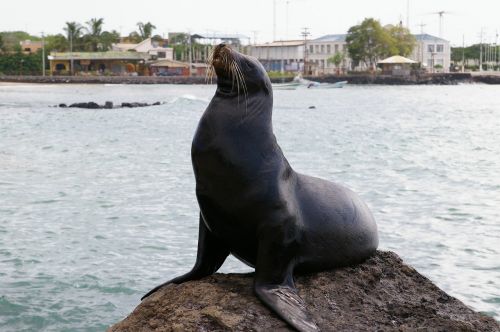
[272, 74, 348, 90]
[272, 82, 301, 90]
[308, 81, 348, 89]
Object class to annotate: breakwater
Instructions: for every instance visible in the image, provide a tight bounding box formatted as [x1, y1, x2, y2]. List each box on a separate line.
[1, 73, 500, 85]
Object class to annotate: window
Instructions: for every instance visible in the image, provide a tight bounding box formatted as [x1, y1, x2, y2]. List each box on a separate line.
[327, 44, 331, 53]
[158, 51, 166, 58]
[309, 45, 314, 54]
[334, 44, 339, 53]
[436, 44, 444, 52]
[320, 45, 324, 53]
[427, 44, 435, 53]
[315, 45, 319, 53]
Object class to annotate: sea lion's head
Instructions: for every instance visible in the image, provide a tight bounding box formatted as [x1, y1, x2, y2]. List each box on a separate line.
[208, 44, 272, 97]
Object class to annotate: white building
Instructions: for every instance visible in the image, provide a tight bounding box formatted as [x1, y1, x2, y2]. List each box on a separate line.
[112, 38, 173, 60]
[411, 34, 451, 73]
[248, 40, 305, 72]
[249, 33, 451, 75]
[306, 34, 351, 75]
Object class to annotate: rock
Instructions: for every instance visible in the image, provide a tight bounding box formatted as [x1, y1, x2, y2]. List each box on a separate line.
[58, 103, 67, 108]
[152, 102, 161, 106]
[108, 251, 498, 332]
[121, 102, 150, 108]
[104, 101, 114, 109]
[69, 102, 101, 109]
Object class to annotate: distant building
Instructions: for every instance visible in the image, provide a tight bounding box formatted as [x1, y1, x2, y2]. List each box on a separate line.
[112, 38, 173, 60]
[306, 34, 351, 75]
[47, 51, 150, 76]
[249, 40, 305, 72]
[149, 59, 190, 76]
[411, 34, 451, 73]
[249, 33, 451, 75]
[20, 40, 43, 54]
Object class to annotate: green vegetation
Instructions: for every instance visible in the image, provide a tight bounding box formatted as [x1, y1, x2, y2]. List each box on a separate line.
[127, 22, 162, 44]
[346, 18, 415, 70]
[451, 44, 500, 70]
[0, 31, 40, 52]
[327, 52, 346, 74]
[267, 71, 297, 79]
[0, 51, 43, 75]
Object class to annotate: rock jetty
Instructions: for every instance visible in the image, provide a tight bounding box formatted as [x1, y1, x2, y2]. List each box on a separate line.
[108, 251, 498, 332]
[57, 101, 164, 109]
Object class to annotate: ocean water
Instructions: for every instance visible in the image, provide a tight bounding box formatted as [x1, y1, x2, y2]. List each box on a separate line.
[0, 82, 499, 331]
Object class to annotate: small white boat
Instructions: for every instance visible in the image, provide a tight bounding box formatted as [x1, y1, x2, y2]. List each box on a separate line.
[272, 82, 301, 90]
[308, 81, 348, 89]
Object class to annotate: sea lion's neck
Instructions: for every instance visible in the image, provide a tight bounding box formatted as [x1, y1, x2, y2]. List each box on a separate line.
[210, 90, 273, 130]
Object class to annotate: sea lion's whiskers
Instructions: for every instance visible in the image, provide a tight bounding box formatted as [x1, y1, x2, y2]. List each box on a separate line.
[231, 62, 242, 104]
[231, 60, 248, 110]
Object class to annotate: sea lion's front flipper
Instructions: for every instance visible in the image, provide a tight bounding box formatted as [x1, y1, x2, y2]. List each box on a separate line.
[254, 226, 319, 332]
[141, 213, 229, 300]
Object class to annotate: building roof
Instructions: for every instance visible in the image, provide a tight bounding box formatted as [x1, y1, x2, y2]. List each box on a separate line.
[313, 34, 347, 43]
[150, 59, 189, 68]
[113, 43, 137, 51]
[20, 40, 43, 46]
[253, 40, 304, 47]
[413, 34, 449, 43]
[378, 55, 417, 64]
[48, 51, 150, 61]
[192, 33, 249, 40]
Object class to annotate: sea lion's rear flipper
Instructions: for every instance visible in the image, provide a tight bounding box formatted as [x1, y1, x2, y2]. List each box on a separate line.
[141, 213, 229, 300]
[254, 228, 319, 332]
[255, 284, 319, 332]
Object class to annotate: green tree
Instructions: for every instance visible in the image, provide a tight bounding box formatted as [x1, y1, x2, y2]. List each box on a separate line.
[0, 34, 4, 52]
[84, 18, 105, 51]
[99, 30, 120, 51]
[346, 18, 393, 70]
[137, 22, 156, 40]
[44, 34, 68, 52]
[386, 25, 415, 57]
[64, 22, 83, 51]
[327, 52, 346, 74]
[0, 51, 42, 75]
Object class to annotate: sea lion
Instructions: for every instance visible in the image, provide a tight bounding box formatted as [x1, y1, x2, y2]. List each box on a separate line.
[142, 44, 379, 332]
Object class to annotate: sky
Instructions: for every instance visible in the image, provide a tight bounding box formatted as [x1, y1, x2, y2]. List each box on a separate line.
[1, 0, 499, 46]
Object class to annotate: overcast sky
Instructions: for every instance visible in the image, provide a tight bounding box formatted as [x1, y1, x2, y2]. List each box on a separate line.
[1, 0, 499, 46]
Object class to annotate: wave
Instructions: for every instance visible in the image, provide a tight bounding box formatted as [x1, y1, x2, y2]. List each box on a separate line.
[168, 94, 209, 105]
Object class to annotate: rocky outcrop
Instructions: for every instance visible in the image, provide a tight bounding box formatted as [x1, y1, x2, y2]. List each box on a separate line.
[108, 251, 498, 332]
[56, 101, 164, 109]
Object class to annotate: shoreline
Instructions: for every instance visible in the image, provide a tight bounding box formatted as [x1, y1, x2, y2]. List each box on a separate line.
[1, 73, 500, 85]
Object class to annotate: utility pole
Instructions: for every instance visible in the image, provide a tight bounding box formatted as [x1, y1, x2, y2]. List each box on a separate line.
[273, 0, 277, 41]
[479, 28, 483, 72]
[417, 23, 426, 66]
[251, 30, 258, 45]
[301, 27, 310, 75]
[406, 0, 410, 30]
[462, 35, 465, 73]
[41, 31, 46, 76]
[70, 33, 74, 76]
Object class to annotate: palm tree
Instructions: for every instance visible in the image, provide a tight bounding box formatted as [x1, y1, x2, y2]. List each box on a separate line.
[84, 18, 105, 51]
[64, 22, 83, 51]
[137, 22, 156, 40]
